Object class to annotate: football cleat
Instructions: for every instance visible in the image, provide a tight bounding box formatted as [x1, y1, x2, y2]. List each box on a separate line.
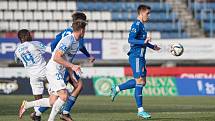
[19, 100, 27, 119]
[30, 112, 41, 121]
[137, 111, 151, 119]
[110, 85, 118, 102]
[59, 113, 73, 121]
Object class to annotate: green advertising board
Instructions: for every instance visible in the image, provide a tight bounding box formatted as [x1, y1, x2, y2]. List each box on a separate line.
[92, 77, 178, 96]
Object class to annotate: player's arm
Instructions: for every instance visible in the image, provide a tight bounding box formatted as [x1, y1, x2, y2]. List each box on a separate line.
[54, 50, 79, 70]
[128, 23, 145, 45]
[54, 36, 81, 72]
[79, 38, 90, 57]
[146, 43, 161, 51]
[32, 41, 51, 53]
[14, 53, 21, 63]
[79, 38, 95, 63]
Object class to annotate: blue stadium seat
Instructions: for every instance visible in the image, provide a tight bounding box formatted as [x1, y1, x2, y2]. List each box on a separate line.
[111, 12, 177, 22]
[203, 22, 215, 32]
[191, 3, 215, 11]
[76, 2, 172, 12]
[161, 32, 189, 38]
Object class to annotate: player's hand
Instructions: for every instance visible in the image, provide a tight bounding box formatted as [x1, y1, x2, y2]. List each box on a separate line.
[88, 56, 95, 63]
[70, 64, 82, 76]
[153, 44, 161, 51]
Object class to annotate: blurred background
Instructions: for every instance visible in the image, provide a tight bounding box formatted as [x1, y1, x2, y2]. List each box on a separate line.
[0, 0, 215, 97]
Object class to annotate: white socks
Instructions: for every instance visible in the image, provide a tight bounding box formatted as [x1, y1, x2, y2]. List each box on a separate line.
[25, 98, 51, 109]
[48, 98, 65, 121]
[138, 107, 144, 113]
[34, 107, 42, 116]
[116, 86, 120, 92]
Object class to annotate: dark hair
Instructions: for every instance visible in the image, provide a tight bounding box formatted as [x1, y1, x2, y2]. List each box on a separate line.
[137, 4, 151, 15]
[72, 12, 87, 22]
[17, 29, 30, 41]
[72, 20, 87, 32]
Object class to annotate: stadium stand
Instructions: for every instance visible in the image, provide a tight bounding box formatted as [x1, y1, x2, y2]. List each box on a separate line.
[189, 0, 215, 37]
[0, 0, 191, 39]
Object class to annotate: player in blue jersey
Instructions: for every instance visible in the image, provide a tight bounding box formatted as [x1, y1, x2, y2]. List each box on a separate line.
[110, 5, 160, 119]
[30, 12, 95, 121]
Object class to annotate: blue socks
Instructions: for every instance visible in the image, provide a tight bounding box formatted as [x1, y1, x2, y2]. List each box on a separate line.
[62, 96, 77, 114]
[118, 79, 136, 91]
[135, 84, 143, 108]
[37, 107, 49, 115]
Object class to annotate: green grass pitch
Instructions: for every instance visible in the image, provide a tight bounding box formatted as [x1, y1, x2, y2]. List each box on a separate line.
[0, 95, 215, 121]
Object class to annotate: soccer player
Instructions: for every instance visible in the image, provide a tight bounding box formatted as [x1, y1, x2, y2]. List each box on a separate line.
[110, 5, 161, 119]
[14, 29, 51, 121]
[19, 20, 87, 121]
[33, 12, 95, 121]
[56, 12, 95, 121]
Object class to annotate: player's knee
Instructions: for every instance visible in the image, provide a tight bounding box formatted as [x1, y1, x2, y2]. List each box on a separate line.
[135, 77, 146, 86]
[58, 89, 68, 102]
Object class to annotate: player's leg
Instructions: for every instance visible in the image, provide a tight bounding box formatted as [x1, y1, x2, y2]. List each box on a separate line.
[110, 55, 136, 102]
[46, 71, 68, 121]
[60, 71, 82, 121]
[19, 97, 52, 119]
[48, 89, 68, 121]
[30, 77, 47, 121]
[133, 57, 151, 119]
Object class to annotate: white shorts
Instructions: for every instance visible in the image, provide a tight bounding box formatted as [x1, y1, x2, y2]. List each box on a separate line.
[30, 76, 46, 95]
[46, 70, 67, 95]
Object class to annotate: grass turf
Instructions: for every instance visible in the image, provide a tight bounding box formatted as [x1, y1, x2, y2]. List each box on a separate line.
[0, 95, 215, 121]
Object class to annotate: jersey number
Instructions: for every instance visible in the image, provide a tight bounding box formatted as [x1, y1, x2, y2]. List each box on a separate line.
[21, 51, 35, 66]
[56, 73, 63, 80]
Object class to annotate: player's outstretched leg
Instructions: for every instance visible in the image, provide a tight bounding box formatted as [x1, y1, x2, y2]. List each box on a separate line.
[110, 79, 136, 102]
[18, 98, 51, 119]
[110, 85, 119, 102]
[19, 100, 27, 119]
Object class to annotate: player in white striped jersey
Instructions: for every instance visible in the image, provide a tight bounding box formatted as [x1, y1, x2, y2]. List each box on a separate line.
[15, 29, 51, 121]
[19, 20, 87, 121]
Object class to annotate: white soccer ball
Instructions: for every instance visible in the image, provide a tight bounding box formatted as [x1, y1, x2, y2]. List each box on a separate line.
[170, 43, 184, 56]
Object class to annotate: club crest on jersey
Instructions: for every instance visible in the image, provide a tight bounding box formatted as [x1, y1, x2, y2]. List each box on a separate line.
[131, 28, 136, 33]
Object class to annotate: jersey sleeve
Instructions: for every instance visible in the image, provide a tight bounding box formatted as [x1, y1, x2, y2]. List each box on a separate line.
[128, 22, 145, 45]
[31, 41, 50, 54]
[146, 43, 155, 49]
[56, 35, 72, 54]
[14, 50, 22, 63]
[51, 28, 73, 52]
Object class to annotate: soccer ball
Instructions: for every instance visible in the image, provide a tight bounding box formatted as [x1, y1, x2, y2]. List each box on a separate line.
[170, 43, 184, 56]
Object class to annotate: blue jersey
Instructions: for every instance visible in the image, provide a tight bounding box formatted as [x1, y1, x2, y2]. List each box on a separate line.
[51, 27, 73, 51]
[51, 27, 90, 57]
[128, 19, 154, 59]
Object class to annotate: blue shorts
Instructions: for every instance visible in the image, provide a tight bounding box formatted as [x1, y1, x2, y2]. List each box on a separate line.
[129, 56, 147, 78]
[64, 69, 80, 85]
